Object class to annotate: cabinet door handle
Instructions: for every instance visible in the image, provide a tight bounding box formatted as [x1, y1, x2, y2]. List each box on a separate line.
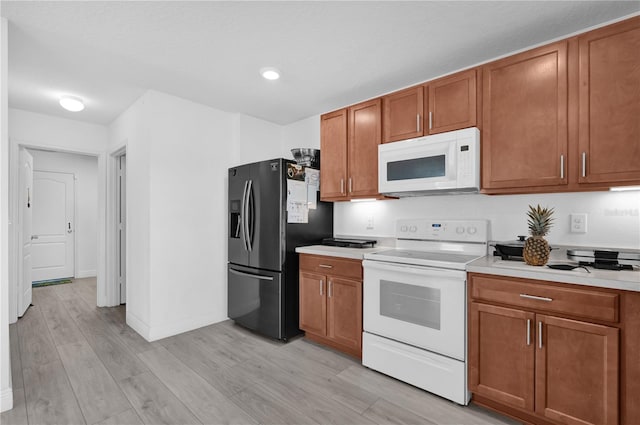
[328, 280, 333, 298]
[520, 294, 553, 302]
[429, 111, 433, 130]
[340, 178, 344, 194]
[319, 280, 324, 296]
[348, 177, 353, 193]
[318, 264, 333, 269]
[416, 114, 421, 132]
[538, 321, 543, 349]
[582, 152, 587, 178]
[526, 319, 531, 346]
[560, 154, 564, 179]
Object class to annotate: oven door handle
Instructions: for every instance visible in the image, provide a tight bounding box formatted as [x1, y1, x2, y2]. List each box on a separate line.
[363, 259, 466, 278]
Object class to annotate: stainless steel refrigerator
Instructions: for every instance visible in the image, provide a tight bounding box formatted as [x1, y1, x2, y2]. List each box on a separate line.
[228, 158, 333, 340]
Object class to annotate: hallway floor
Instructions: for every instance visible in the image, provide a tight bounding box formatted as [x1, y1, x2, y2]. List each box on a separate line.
[1, 277, 516, 425]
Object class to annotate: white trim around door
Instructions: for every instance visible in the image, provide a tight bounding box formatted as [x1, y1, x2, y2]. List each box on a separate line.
[8, 138, 107, 324]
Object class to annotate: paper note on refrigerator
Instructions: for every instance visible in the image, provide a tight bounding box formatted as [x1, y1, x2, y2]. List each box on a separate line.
[287, 179, 309, 223]
[305, 168, 319, 209]
[287, 179, 307, 205]
[287, 202, 309, 223]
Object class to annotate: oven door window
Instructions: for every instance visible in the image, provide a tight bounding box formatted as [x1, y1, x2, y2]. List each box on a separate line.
[386, 155, 446, 181]
[380, 280, 441, 330]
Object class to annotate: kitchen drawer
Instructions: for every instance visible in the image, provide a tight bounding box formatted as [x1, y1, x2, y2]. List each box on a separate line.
[469, 274, 619, 323]
[299, 254, 362, 280]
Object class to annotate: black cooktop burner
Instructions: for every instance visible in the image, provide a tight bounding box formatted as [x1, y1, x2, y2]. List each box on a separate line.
[578, 261, 634, 271]
[322, 238, 377, 249]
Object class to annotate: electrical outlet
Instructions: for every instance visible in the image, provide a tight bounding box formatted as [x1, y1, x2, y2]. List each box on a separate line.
[366, 215, 374, 230]
[570, 213, 587, 233]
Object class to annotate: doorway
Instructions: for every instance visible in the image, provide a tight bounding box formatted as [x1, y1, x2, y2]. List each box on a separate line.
[31, 170, 75, 282]
[10, 143, 102, 322]
[116, 154, 127, 304]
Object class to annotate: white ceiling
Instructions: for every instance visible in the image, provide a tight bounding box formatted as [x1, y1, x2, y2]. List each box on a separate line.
[2, 1, 639, 126]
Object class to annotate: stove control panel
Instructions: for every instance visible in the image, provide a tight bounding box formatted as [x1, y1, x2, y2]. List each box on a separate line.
[396, 219, 489, 242]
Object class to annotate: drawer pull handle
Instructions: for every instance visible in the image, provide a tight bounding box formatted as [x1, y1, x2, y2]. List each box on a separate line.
[520, 294, 553, 302]
[526, 319, 531, 346]
[318, 264, 333, 269]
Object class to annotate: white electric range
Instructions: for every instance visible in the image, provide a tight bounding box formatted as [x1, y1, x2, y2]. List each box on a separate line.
[362, 218, 489, 405]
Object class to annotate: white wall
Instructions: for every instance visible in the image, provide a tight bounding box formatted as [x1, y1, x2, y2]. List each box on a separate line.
[282, 114, 320, 158]
[108, 94, 152, 334]
[234, 114, 284, 165]
[30, 150, 99, 277]
[334, 191, 640, 250]
[9, 108, 108, 153]
[108, 90, 284, 341]
[1, 17, 13, 413]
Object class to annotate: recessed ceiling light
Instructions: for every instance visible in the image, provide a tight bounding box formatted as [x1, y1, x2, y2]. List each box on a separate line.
[59, 96, 85, 112]
[260, 67, 280, 80]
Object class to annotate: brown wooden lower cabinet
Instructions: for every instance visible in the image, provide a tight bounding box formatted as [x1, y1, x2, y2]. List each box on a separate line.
[469, 303, 535, 411]
[468, 273, 636, 425]
[535, 315, 618, 425]
[299, 254, 363, 358]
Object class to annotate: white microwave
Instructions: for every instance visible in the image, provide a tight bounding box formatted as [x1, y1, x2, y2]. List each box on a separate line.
[378, 127, 480, 197]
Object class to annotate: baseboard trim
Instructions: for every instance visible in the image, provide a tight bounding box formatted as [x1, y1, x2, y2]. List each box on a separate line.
[0, 387, 14, 412]
[125, 312, 152, 341]
[147, 312, 226, 342]
[75, 270, 97, 279]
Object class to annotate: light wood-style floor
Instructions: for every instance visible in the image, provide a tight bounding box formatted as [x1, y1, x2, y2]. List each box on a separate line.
[2, 278, 518, 425]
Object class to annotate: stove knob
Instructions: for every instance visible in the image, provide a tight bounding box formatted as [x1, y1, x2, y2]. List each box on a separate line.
[400, 225, 408, 232]
[409, 226, 417, 232]
[467, 226, 477, 235]
[456, 226, 465, 234]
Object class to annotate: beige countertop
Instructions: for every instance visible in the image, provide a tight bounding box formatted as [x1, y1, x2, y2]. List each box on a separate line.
[295, 245, 389, 260]
[468, 253, 640, 293]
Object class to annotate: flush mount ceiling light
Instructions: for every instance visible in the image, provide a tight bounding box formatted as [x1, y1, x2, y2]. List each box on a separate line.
[260, 67, 280, 80]
[59, 96, 85, 112]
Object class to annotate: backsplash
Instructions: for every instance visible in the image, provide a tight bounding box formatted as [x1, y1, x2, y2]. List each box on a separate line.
[334, 191, 640, 250]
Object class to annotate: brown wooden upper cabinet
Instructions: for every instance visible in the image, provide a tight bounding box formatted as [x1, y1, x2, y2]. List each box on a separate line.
[578, 16, 640, 186]
[383, 69, 479, 144]
[320, 98, 382, 201]
[481, 41, 569, 192]
[427, 68, 478, 135]
[320, 109, 348, 200]
[383, 86, 424, 143]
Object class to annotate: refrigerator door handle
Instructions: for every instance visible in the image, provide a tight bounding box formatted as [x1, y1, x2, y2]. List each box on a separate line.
[229, 268, 274, 281]
[240, 180, 249, 251]
[246, 179, 254, 252]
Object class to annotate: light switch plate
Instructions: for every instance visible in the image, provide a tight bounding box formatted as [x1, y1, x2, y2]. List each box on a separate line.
[570, 213, 587, 233]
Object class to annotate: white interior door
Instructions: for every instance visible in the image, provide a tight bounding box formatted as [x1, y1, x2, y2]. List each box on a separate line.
[18, 149, 33, 317]
[31, 171, 75, 281]
[118, 155, 127, 304]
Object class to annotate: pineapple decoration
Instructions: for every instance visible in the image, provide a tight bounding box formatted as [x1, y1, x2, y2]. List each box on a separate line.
[523, 204, 554, 266]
